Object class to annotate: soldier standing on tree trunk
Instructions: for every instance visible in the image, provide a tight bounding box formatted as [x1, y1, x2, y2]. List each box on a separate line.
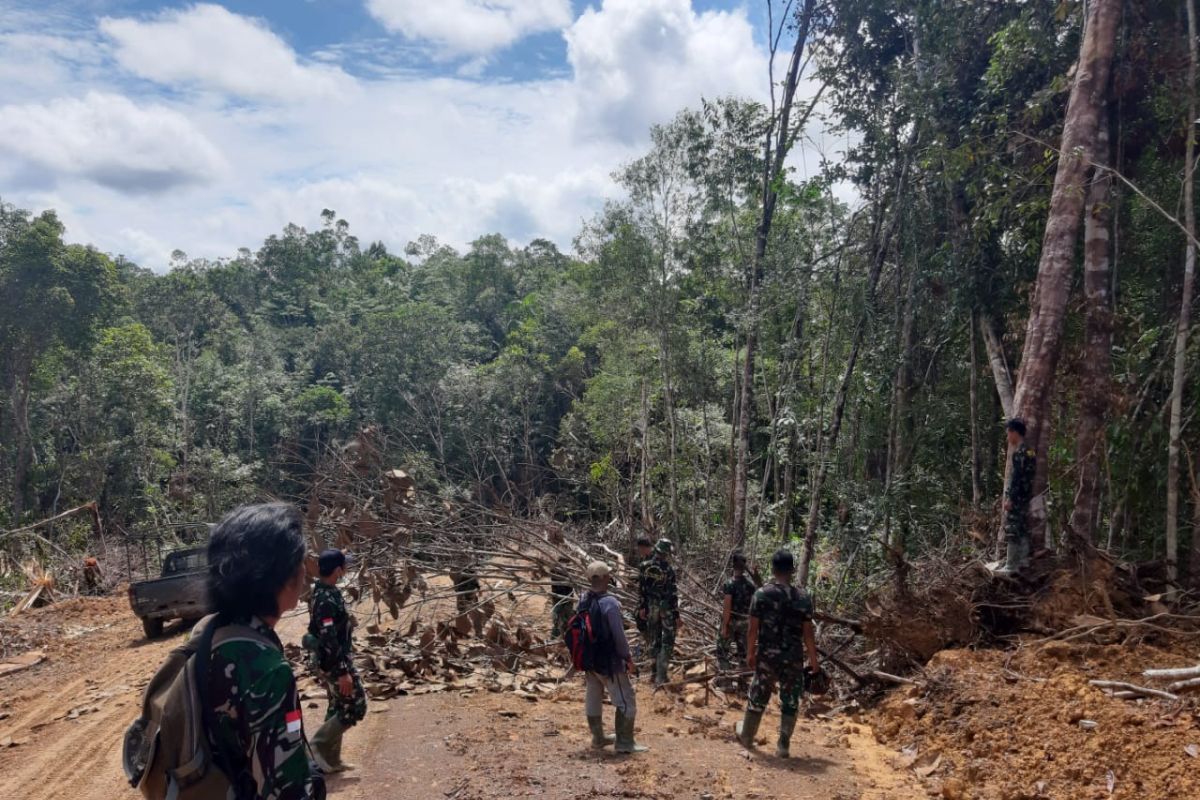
[999, 418, 1036, 576]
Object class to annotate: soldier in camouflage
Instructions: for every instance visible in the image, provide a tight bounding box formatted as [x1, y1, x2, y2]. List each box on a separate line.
[717, 551, 756, 678]
[1000, 418, 1037, 575]
[450, 561, 493, 637]
[305, 549, 366, 773]
[549, 557, 574, 638]
[632, 535, 654, 659]
[736, 549, 824, 759]
[638, 539, 679, 685]
[206, 503, 325, 799]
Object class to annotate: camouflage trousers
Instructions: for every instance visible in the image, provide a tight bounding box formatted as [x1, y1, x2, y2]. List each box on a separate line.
[550, 595, 573, 638]
[747, 659, 805, 716]
[646, 605, 677, 683]
[321, 667, 368, 727]
[1004, 506, 1030, 544]
[717, 618, 749, 671]
[455, 592, 495, 637]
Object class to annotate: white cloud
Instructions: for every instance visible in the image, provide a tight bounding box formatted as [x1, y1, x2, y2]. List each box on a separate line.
[365, 0, 573, 56]
[0, 1, 801, 270]
[565, 0, 766, 143]
[100, 3, 355, 102]
[0, 92, 226, 194]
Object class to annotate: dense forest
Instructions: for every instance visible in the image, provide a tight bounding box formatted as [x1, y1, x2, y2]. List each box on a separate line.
[2, 0, 1199, 602]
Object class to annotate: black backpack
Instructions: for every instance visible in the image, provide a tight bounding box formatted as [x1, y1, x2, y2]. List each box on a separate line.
[563, 594, 614, 674]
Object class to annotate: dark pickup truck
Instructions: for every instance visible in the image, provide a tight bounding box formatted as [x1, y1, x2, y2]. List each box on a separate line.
[127, 546, 210, 638]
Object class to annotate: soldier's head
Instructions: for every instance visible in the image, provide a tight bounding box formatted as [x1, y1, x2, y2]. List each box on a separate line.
[770, 549, 796, 582]
[1006, 417, 1027, 447]
[585, 560, 612, 593]
[208, 503, 307, 623]
[654, 538, 674, 561]
[318, 548, 349, 583]
[731, 551, 747, 575]
[636, 535, 653, 559]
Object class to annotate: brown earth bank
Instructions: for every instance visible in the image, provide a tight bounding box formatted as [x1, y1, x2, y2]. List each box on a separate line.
[870, 640, 1200, 800]
[0, 595, 921, 800]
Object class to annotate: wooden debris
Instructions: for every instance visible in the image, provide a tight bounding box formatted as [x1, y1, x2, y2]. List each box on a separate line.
[1088, 679, 1180, 702]
[0, 650, 46, 677]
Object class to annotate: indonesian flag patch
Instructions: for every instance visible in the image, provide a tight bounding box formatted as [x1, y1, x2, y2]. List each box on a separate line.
[285, 710, 302, 734]
[322, 617, 334, 628]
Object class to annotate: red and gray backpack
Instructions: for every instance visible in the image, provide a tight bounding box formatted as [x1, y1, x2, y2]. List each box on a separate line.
[562, 595, 613, 673]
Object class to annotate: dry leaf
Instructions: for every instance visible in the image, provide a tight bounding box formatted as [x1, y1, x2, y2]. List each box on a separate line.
[1105, 770, 1115, 794]
[1185, 744, 1199, 758]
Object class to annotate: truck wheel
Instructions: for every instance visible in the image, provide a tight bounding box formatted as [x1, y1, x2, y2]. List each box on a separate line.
[142, 618, 164, 639]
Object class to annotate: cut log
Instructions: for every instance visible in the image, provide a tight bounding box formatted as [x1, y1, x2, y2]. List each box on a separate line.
[1089, 680, 1179, 702]
[0, 650, 46, 677]
[1143, 664, 1200, 680]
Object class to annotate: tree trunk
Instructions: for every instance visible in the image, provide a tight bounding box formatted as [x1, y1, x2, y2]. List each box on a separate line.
[1167, 0, 1198, 593]
[730, 0, 817, 547]
[978, 312, 1015, 418]
[1005, 0, 1121, 548]
[969, 309, 984, 508]
[1068, 116, 1114, 547]
[10, 365, 32, 523]
[799, 154, 911, 586]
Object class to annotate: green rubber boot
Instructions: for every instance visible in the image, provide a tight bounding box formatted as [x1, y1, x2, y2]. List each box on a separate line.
[776, 713, 798, 758]
[735, 709, 763, 749]
[587, 715, 616, 749]
[311, 716, 354, 773]
[614, 710, 649, 754]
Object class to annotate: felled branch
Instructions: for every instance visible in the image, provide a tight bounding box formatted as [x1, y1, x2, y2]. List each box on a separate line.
[1089, 680, 1180, 702]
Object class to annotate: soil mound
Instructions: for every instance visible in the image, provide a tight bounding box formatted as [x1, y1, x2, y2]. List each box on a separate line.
[870, 639, 1200, 799]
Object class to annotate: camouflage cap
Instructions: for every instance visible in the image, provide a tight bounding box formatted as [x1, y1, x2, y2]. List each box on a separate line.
[654, 538, 674, 554]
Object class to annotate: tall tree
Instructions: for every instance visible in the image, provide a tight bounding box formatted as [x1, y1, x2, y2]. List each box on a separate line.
[1167, 0, 1198, 589]
[1006, 0, 1121, 547]
[0, 210, 116, 522]
[1068, 116, 1115, 547]
[731, 0, 821, 546]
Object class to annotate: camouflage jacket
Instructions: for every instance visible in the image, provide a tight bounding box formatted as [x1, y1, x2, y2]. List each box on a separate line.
[1006, 440, 1037, 509]
[308, 581, 354, 678]
[209, 616, 319, 800]
[450, 569, 482, 595]
[640, 557, 678, 612]
[749, 581, 814, 667]
[723, 573, 756, 620]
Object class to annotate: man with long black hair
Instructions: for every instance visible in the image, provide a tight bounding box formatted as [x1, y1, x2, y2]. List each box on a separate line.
[207, 503, 324, 799]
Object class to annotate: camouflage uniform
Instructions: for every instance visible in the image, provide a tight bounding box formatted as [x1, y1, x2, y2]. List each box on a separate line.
[550, 563, 574, 638]
[450, 566, 493, 636]
[307, 582, 367, 727]
[641, 556, 678, 684]
[1005, 440, 1036, 547]
[210, 616, 322, 799]
[634, 557, 652, 652]
[746, 581, 814, 716]
[717, 573, 756, 671]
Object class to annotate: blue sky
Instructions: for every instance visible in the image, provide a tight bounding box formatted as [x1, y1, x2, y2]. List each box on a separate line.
[0, 1, 835, 269]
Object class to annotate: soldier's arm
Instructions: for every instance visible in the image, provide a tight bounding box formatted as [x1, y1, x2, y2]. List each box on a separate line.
[249, 661, 320, 800]
[746, 616, 760, 667]
[802, 619, 821, 673]
[721, 594, 733, 637]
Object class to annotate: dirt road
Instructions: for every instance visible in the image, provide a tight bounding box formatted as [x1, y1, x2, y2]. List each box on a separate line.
[0, 596, 922, 800]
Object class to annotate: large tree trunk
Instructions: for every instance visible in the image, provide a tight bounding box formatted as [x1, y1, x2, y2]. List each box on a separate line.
[1068, 115, 1114, 548]
[730, 0, 816, 547]
[1166, 0, 1198, 593]
[1005, 0, 1121, 548]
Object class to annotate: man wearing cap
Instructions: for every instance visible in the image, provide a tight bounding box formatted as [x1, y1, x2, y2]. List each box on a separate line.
[306, 549, 367, 772]
[639, 538, 679, 685]
[580, 561, 648, 754]
[633, 535, 654, 659]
